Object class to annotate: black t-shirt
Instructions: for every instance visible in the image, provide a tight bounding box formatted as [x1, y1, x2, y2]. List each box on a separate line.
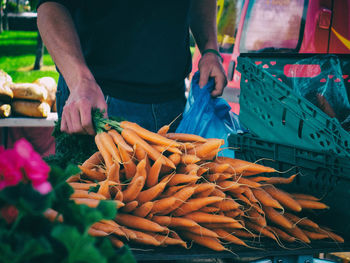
[37, 0, 192, 103]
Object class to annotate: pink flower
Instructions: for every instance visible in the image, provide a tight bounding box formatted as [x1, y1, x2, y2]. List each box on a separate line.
[0, 138, 52, 195]
[0, 205, 18, 224]
[0, 149, 23, 190]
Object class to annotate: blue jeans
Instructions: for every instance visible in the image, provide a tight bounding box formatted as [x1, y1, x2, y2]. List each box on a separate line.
[57, 76, 186, 133]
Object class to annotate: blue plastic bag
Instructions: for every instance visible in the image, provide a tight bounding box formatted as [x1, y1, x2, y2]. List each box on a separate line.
[176, 72, 245, 158]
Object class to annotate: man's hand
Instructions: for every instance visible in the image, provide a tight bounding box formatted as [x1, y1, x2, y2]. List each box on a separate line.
[198, 52, 227, 97]
[61, 79, 107, 135]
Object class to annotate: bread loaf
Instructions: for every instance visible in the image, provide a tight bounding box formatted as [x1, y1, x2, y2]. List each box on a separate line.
[12, 100, 50, 118]
[0, 103, 11, 118]
[10, 83, 48, 101]
[34, 77, 57, 108]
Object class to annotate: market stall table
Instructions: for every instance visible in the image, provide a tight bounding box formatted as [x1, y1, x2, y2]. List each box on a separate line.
[0, 112, 58, 148]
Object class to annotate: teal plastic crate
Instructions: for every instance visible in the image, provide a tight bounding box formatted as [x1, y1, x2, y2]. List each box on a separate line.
[237, 54, 350, 157]
[229, 133, 350, 238]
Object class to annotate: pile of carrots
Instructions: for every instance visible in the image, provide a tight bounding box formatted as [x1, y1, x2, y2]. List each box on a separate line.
[61, 120, 344, 252]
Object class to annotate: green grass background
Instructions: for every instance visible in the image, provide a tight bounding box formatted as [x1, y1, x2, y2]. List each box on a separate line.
[0, 30, 59, 83]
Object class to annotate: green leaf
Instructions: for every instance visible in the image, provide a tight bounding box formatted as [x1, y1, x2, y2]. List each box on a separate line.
[88, 185, 100, 193]
[51, 225, 107, 263]
[112, 246, 137, 263]
[60, 200, 117, 232]
[0, 183, 52, 215]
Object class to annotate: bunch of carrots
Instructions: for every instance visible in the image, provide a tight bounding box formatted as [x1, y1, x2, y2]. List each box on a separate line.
[51, 116, 344, 252]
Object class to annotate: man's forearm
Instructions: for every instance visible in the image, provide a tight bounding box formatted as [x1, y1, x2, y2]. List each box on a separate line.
[190, 0, 218, 52]
[37, 2, 95, 90]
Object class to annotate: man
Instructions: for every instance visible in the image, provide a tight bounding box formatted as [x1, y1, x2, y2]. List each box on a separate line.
[37, 0, 227, 134]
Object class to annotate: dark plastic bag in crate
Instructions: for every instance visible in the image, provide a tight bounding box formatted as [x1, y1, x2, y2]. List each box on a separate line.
[291, 55, 350, 123]
[176, 72, 245, 158]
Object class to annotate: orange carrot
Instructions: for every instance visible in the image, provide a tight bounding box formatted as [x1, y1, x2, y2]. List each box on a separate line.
[180, 232, 226, 251]
[284, 213, 319, 229]
[181, 226, 219, 238]
[149, 233, 187, 248]
[213, 229, 249, 247]
[113, 187, 123, 201]
[167, 173, 199, 186]
[118, 145, 136, 180]
[317, 228, 344, 243]
[212, 198, 241, 212]
[168, 153, 181, 167]
[243, 187, 259, 203]
[184, 211, 240, 224]
[224, 210, 244, 218]
[43, 208, 63, 223]
[216, 180, 242, 191]
[302, 229, 329, 240]
[264, 174, 298, 184]
[173, 196, 224, 216]
[97, 180, 111, 199]
[82, 151, 102, 169]
[157, 124, 170, 135]
[291, 193, 320, 201]
[78, 165, 106, 181]
[181, 154, 201, 164]
[216, 157, 276, 175]
[284, 225, 311, 243]
[210, 188, 226, 198]
[246, 208, 266, 227]
[189, 138, 224, 159]
[88, 227, 109, 237]
[165, 133, 207, 143]
[204, 173, 221, 182]
[71, 190, 107, 200]
[120, 121, 181, 147]
[295, 199, 329, 210]
[202, 162, 231, 174]
[122, 175, 145, 203]
[159, 186, 196, 215]
[245, 221, 277, 241]
[66, 174, 80, 183]
[152, 144, 182, 154]
[122, 128, 175, 168]
[263, 206, 293, 229]
[269, 226, 296, 242]
[194, 183, 216, 195]
[152, 216, 200, 228]
[115, 213, 168, 233]
[109, 237, 124, 248]
[151, 197, 177, 214]
[146, 157, 163, 188]
[263, 185, 302, 212]
[236, 177, 262, 188]
[133, 143, 147, 160]
[106, 162, 120, 185]
[108, 129, 133, 152]
[95, 133, 114, 170]
[126, 229, 161, 246]
[121, 200, 139, 213]
[199, 206, 220, 213]
[137, 181, 167, 204]
[69, 182, 97, 191]
[133, 201, 154, 218]
[251, 188, 283, 210]
[99, 132, 121, 163]
[231, 229, 257, 238]
[194, 188, 215, 198]
[201, 222, 244, 230]
[162, 184, 190, 198]
[217, 173, 233, 181]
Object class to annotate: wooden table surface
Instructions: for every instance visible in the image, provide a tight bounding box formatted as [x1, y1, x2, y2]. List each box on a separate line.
[0, 112, 58, 127]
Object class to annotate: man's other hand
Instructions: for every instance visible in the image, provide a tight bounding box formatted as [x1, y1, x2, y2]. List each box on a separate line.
[198, 52, 227, 97]
[61, 79, 107, 135]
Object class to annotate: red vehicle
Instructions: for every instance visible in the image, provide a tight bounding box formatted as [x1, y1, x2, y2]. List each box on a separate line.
[192, 0, 350, 114]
